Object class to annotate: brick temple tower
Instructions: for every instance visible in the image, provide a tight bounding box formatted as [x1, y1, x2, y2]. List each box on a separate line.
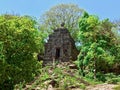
[44, 23, 79, 64]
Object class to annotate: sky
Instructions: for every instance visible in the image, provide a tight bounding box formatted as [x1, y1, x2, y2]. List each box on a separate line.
[0, 0, 120, 21]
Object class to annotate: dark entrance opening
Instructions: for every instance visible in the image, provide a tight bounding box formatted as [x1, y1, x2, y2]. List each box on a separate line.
[55, 48, 60, 59]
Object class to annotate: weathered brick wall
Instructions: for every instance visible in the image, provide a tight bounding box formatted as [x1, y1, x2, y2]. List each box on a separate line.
[44, 27, 78, 64]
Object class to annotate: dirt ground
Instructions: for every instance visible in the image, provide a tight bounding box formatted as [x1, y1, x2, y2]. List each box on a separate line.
[38, 83, 117, 90]
[85, 83, 118, 90]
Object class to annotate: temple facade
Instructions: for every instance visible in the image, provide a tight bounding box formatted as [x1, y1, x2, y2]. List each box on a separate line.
[44, 25, 79, 64]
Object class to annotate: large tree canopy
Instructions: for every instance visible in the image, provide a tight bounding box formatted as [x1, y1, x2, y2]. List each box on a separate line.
[40, 4, 84, 41]
[112, 20, 120, 42]
[77, 12, 120, 79]
[0, 14, 43, 89]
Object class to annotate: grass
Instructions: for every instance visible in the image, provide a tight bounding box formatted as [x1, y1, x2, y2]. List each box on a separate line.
[114, 84, 120, 90]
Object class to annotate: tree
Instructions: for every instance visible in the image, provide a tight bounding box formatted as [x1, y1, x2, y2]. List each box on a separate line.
[0, 14, 43, 89]
[39, 4, 84, 41]
[112, 20, 120, 42]
[77, 12, 119, 79]
[112, 20, 120, 66]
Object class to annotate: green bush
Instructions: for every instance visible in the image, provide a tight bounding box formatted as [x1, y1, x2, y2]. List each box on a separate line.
[0, 14, 43, 90]
[85, 72, 94, 79]
[105, 73, 120, 84]
[106, 78, 118, 84]
[96, 72, 106, 82]
[79, 83, 86, 90]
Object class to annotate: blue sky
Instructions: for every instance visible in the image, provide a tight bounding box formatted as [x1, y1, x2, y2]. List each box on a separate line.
[0, 0, 120, 21]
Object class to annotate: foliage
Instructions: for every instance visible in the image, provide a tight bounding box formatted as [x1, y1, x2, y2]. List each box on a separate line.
[112, 20, 120, 61]
[77, 12, 119, 79]
[40, 3, 84, 41]
[19, 63, 89, 90]
[0, 14, 43, 89]
[105, 73, 120, 84]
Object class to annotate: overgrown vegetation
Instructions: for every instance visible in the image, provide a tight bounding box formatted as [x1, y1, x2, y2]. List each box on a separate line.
[0, 14, 43, 90]
[76, 12, 120, 82]
[0, 3, 120, 90]
[15, 62, 89, 90]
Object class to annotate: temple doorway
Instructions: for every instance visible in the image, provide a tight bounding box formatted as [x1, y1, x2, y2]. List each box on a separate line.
[55, 48, 60, 59]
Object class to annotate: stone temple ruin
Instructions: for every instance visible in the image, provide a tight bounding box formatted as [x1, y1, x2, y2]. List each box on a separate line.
[43, 23, 79, 64]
